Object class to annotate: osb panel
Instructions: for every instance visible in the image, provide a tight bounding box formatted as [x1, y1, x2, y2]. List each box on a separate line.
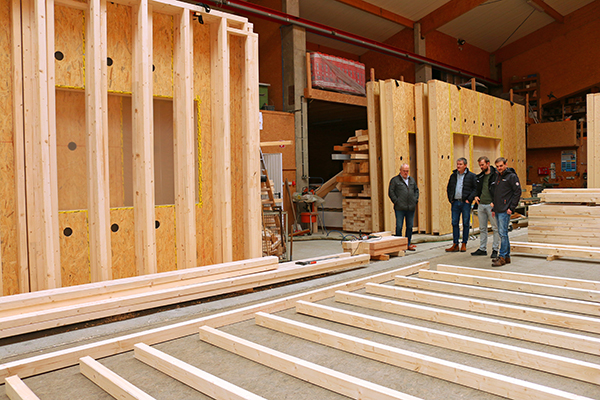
[108, 94, 125, 207]
[0, 0, 19, 295]
[230, 34, 244, 262]
[54, 5, 84, 89]
[193, 23, 213, 266]
[479, 93, 495, 138]
[260, 111, 295, 170]
[155, 206, 176, 272]
[59, 211, 90, 287]
[56, 90, 87, 211]
[107, 2, 132, 93]
[392, 82, 414, 173]
[494, 97, 503, 138]
[153, 12, 173, 98]
[449, 84, 460, 134]
[453, 133, 469, 162]
[502, 101, 516, 165]
[461, 88, 478, 136]
[515, 104, 527, 185]
[110, 207, 136, 279]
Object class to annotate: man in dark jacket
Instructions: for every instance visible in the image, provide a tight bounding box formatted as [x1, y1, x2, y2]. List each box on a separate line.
[471, 156, 500, 258]
[491, 157, 521, 267]
[388, 163, 419, 250]
[445, 157, 477, 252]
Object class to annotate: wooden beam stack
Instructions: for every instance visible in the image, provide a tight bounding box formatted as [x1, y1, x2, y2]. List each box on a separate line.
[342, 232, 407, 260]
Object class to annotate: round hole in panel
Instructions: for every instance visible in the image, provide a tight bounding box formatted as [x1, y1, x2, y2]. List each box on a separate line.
[107, 57, 113, 66]
[64, 227, 73, 237]
[55, 51, 64, 61]
[68, 142, 77, 151]
[111, 223, 119, 232]
[155, 220, 160, 229]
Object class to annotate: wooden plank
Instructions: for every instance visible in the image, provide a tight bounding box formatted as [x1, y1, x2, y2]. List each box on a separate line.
[538, 192, 600, 203]
[587, 94, 599, 188]
[79, 356, 156, 400]
[334, 291, 600, 355]
[255, 312, 596, 400]
[198, 326, 422, 400]
[295, 301, 600, 384]
[4, 375, 40, 400]
[379, 80, 395, 231]
[0, 262, 427, 380]
[132, 0, 157, 275]
[415, 269, 600, 304]
[366, 81, 382, 232]
[511, 242, 600, 260]
[303, 87, 367, 107]
[365, 283, 600, 334]
[134, 343, 265, 399]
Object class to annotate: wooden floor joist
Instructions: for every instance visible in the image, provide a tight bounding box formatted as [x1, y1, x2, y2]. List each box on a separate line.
[4, 376, 40, 400]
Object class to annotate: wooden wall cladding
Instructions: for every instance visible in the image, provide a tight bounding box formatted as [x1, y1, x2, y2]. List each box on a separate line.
[155, 205, 176, 272]
[59, 211, 90, 287]
[54, 5, 84, 89]
[110, 208, 136, 280]
[153, 12, 173, 98]
[107, 2, 132, 93]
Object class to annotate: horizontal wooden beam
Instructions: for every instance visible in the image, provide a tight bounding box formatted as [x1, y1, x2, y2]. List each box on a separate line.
[418, 0, 487, 35]
[4, 375, 40, 400]
[333, 0, 414, 28]
[528, 0, 564, 23]
[304, 87, 368, 107]
[295, 301, 600, 384]
[198, 326, 419, 400]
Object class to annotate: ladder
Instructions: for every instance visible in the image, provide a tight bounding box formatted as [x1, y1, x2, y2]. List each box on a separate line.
[260, 149, 286, 258]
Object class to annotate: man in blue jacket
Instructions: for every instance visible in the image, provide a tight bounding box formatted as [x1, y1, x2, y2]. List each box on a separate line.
[446, 157, 477, 252]
[491, 157, 521, 267]
[388, 163, 419, 251]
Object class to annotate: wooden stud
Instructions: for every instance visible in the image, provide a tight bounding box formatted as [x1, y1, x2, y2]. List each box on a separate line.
[173, 8, 196, 269]
[366, 283, 600, 334]
[255, 312, 597, 400]
[132, 0, 157, 275]
[198, 326, 421, 400]
[4, 375, 40, 400]
[295, 301, 600, 385]
[379, 80, 395, 231]
[134, 343, 265, 399]
[414, 83, 430, 233]
[587, 94, 598, 188]
[366, 81, 382, 232]
[79, 356, 156, 400]
[335, 290, 600, 355]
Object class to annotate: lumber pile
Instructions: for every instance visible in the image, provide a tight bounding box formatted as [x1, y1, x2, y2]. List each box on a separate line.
[342, 231, 407, 260]
[511, 241, 600, 261]
[333, 129, 373, 232]
[0, 254, 369, 339]
[528, 189, 600, 246]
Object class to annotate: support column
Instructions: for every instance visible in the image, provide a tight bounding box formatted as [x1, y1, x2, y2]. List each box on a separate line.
[282, 0, 308, 189]
[414, 23, 432, 83]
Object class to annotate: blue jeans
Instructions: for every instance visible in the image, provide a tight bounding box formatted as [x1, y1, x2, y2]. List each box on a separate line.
[496, 212, 511, 258]
[451, 200, 471, 244]
[394, 209, 415, 245]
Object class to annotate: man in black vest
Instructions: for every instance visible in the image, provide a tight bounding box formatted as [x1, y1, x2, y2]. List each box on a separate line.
[388, 163, 419, 251]
[445, 157, 477, 252]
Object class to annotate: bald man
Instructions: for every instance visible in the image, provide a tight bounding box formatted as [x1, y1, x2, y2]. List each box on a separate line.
[388, 164, 419, 251]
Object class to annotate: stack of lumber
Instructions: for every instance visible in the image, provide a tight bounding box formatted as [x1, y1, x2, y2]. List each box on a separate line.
[262, 213, 286, 257]
[528, 188, 600, 246]
[0, 254, 369, 339]
[511, 241, 600, 261]
[342, 231, 407, 260]
[333, 129, 372, 232]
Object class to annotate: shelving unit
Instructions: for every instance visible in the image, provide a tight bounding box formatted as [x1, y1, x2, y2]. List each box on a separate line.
[541, 85, 600, 140]
[510, 74, 539, 122]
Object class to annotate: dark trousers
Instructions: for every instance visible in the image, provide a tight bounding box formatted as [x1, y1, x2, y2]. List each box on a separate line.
[394, 209, 415, 245]
[451, 200, 471, 244]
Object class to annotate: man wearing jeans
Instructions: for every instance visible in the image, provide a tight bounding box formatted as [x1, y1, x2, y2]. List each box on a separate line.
[491, 157, 521, 267]
[388, 164, 419, 251]
[471, 156, 500, 259]
[445, 158, 477, 252]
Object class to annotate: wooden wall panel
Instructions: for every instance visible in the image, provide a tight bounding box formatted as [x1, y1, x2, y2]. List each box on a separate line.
[502, 101, 516, 165]
[154, 98, 175, 205]
[230, 34, 244, 261]
[153, 12, 173, 98]
[527, 121, 577, 149]
[461, 88, 478, 135]
[450, 84, 460, 134]
[480, 93, 494, 138]
[56, 89, 87, 211]
[515, 104, 526, 185]
[108, 94, 125, 207]
[107, 2, 132, 93]
[366, 81, 383, 232]
[110, 207, 136, 279]
[155, 205, 176, 272]
[414, 83, 430, 234]
[54, 5, 84, 89]
[59, 210, 90, 287]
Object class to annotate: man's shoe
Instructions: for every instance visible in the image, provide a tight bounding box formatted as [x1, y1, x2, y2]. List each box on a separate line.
[490, 250, 498, 259]
[460, 243, 467, 252]
[407, 245, 417, 251]
[471, 249, 487, 256]
[504, 256, 511, 264]
[491, 257, 505, 267]
[445, 243, 459, 252]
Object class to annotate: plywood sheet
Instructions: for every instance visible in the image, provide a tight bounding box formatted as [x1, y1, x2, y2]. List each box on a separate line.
[502, 101, 516, 165]
[110, 207, 136, 279]
[230, 34, 244, 262]
[155, 205, 176, 272]
[414, 83, 430, 234]
[56, 89, 87, 211]
[515, 104, 527, 186]
[107, 2, 132, 93]
[59, 211, 90, 287]
[479, 93, 494, 138]
[153, 12, 173, 98]
[392, 81, 414, 172]
[54, 5, 84, 89]
[108, 94, 125, 207]
[527, 120, 577, 149]
[450, 84, 460, 134]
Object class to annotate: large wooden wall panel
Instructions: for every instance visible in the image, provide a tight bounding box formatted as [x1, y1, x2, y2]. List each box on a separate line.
[54, 5, 84, 89]
[502, 101, 515, 165]
[414, 83, 430, 233]
[153, 12, 173, 98]
[461, 88, 478, 136]
[155, 205, 176, 273]
[59, 210, 90, 287]
[449, 84, 460, 134]
[108, 94, 125, 207]
[230, 34, 244, 262]
[515, 104, 526, 185]
[479, 93, 494, 138]
[107, 2, 132, 93]
[110, 207, 136, 279]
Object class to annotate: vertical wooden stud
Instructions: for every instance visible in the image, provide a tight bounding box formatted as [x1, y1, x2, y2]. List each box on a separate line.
[86, 0, 112, 281]
[588, 93, 599, 188]
[210, 17, 232, 263]
[415, 83, 430, 234]
[366, 80, 382, 232]
[132, 0, 157, 275]
[173, 9, 196, 269]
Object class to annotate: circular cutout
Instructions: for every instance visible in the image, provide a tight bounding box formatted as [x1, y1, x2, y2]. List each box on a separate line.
[453, 117, 456, 121]
[111, 223, 119, 232]
[55, 51, 64, 61]
[107, 57, 113, 66]
[63, 227, 73, 237]
[68, 142, 77, 151]
[412, 116, 416, 121]
[155, 220, 160, 229]
[400, 156, 403, 160]
[152, 64, 156, 72]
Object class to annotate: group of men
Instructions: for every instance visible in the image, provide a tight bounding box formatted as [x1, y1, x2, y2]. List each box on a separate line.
[388, 157, 521, 267]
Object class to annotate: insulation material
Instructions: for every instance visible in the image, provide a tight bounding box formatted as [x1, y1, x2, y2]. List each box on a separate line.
[310, 52, 365, 96]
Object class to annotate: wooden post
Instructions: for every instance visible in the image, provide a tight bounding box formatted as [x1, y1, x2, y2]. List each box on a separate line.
[86, 0, 112, 281]
[588, 93, 599, 188]
[211, 17, 233, 263]
[470, 78, 476, 90]
[132, 0, 157, 275]
[173, 9, 196, 269]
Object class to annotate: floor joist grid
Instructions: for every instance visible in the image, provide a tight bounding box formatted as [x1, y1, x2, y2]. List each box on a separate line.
[1, 261, 599, 399]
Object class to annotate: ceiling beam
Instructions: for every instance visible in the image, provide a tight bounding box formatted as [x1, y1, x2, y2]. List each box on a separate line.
[528, 0, 564, 23]
[494, 0, 600, 64]
[418, 0, 487, 36]
[332, 0, 414, 29]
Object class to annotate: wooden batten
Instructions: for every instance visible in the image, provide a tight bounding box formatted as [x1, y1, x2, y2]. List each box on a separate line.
[132, 0, 157, 275]
[414, 83, 431, 234]
[588, 93, 600, 188]
[366, 81, 382, 232]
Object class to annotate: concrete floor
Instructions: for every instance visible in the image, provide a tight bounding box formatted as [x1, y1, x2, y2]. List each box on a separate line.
[1, 227, 600, 399]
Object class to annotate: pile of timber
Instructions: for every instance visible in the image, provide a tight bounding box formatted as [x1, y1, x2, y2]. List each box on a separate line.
[333, 129, 372, 232]
[342, 231, 407, 260]
[0, 254, 369, 339]
[511, 241, 600, 261]
[528, 188, 600, 246]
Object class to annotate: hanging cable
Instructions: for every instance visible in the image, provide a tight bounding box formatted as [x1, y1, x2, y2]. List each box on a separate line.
[495, 9, 535, 52]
